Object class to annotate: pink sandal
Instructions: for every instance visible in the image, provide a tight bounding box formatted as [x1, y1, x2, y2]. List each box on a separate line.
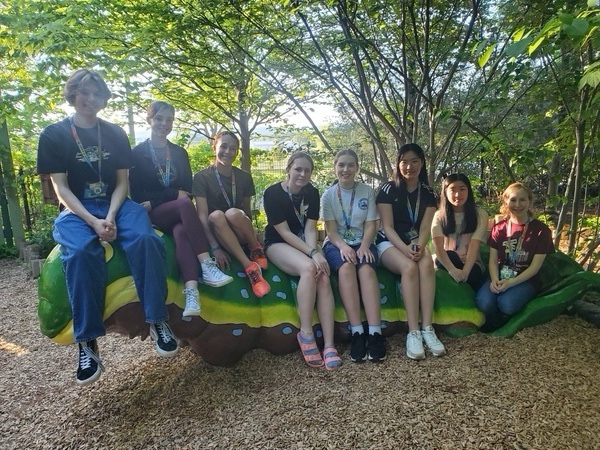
[297, 332, 324, 368]
[323, 346, 342, 371]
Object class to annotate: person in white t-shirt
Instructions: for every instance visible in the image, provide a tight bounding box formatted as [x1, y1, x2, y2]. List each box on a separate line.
[321, 149, 385, 363]
[432, 173, 489, 291]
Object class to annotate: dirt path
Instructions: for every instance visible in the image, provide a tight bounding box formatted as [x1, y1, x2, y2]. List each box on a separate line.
[1, 258, 599, 449]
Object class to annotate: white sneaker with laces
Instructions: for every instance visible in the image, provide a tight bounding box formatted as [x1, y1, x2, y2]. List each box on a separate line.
[182, 287, 201, 317]
[201, 258, 234, 287]
[421, 325, 447, 356]
[406, 330, 425, 360]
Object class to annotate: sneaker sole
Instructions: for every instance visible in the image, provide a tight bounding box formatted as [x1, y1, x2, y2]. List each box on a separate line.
[427, 348, 447, 357]
[182, 308, 201, 317]
[76, 368, 102, 386]
[368, 353, 387, 362]
[201, 276, 234, 288]
[350, 356, 367, 363]
[154, 345, 179, 358]
[406, 351, 426, 360]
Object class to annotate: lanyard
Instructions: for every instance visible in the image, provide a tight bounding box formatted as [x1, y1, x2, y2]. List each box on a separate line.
[506, 219, 530, 265]
[213, 165, 236, 208]
[336, 183, 356, 231]
[148, 140, 171, 187]
[453, 215, 465, 251]
[406, 184, 421, 229]
[69, 116, 102, 181]
[285, 183, 305, 229]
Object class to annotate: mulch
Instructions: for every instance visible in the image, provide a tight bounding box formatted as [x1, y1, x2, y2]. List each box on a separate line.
[1, 258, 599, 450]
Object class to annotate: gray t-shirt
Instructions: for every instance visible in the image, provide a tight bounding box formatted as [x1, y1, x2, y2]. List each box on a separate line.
[321, 182, 379, 246]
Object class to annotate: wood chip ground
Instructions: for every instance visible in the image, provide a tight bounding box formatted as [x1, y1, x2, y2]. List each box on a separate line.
[1, 258, 598, 449]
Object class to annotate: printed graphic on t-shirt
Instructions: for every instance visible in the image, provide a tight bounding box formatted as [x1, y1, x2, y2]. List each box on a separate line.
[75, 145, 110, 164]
[502, 238, 528, 264]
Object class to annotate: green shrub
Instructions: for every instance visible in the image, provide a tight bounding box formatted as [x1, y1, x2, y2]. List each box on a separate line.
[25, 204, 57, 259]
[0, 245, 18, 259]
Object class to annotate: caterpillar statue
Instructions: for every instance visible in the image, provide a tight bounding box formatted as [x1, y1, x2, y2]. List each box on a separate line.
[37, 231, 600, 367]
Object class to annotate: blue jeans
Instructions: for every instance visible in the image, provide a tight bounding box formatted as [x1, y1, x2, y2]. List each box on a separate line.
[475, 278, 537, 330]
[53, 198, 168, 343]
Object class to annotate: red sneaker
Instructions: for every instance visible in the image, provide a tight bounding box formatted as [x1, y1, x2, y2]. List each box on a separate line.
[244, 262, 271, 298]
[250, 246, 268, 270]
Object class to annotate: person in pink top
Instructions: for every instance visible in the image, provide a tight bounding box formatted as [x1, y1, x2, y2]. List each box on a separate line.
[432, 173, 489, 291]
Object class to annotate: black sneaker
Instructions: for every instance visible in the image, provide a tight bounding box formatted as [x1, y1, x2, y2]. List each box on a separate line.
[150, 322, 179, 357]
[350, 332, 367, 362]
[76, 339, 104, 386]
[367, 332, 387, 362]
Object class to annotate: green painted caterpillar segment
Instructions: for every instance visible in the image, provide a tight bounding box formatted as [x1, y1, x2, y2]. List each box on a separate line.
[193, 263, 301, 327]
[490, 271, 600, 337]
[38, 232, 183, 340]
[37, 246, 71, 338]
[37, 233, 600, 346]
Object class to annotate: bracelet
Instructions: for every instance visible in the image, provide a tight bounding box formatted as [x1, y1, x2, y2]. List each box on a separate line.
[307, 248, 317, 258]
[211, 244, 221, 252]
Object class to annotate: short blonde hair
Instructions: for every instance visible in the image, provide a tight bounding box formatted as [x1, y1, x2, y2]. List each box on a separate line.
[63, 69, 111, 107]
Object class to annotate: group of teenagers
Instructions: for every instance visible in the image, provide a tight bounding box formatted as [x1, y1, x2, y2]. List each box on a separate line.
[37, 69, 554, 386]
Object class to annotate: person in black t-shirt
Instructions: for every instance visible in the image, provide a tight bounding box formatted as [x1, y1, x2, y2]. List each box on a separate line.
[130, 101, 233, 319]
[37, 69, 178, 387]
[192, 131, 270, 298]
[376, 143, 446, 360]
[264, 152, 341, 371]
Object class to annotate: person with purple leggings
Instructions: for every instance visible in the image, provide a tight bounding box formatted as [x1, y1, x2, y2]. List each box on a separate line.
[130, 101, 233, 319]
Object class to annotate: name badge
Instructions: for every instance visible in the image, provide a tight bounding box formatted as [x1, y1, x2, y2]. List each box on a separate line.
[500, 266, 517, 280]
[406, 228, 419, 242]
[84, 181, 107, 199]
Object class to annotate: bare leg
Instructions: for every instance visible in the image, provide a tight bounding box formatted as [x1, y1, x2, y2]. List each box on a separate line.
[380, 247, 420, 331]
[208, 210, 253, 267]
[357, 264, 381, 326]
[337, 263, 362, 326]
[417, 248, 436, 327]
[266, 243, 317, 333]
[225, 208, 261, 250]
[315, 273, 336, 348]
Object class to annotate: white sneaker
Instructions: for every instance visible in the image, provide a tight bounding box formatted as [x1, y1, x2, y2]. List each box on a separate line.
[182, 287, 201, 317]
[201, 258, 234, 287]
[406, 330, 425, 360]
[421, 326, 447, 356]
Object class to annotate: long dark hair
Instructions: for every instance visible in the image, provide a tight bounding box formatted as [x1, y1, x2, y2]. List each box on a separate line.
[440, 173, 478, 235]
[393, 143, 429, 187]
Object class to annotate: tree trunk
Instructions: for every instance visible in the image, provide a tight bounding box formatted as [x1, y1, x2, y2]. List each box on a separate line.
[0, 120, 25, 248]
[547, 152, 560, 210]
[554, 154, 577, 248]
[568, 122, 586, 253]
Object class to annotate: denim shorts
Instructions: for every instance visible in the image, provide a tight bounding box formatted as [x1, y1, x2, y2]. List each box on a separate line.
[322, 241, 379, 272]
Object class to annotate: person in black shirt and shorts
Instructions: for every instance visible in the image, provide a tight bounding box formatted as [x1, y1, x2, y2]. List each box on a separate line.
[376, 143, 447, 360]
[263, 152, 341, 371]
